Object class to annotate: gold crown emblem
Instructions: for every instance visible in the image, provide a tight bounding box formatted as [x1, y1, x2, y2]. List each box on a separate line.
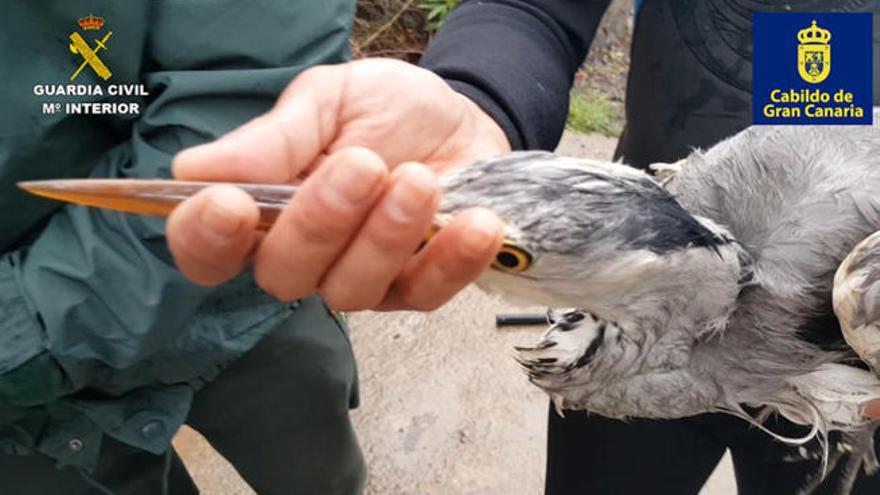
[797, 20, 831, 44]
[77, 14, 105, 31]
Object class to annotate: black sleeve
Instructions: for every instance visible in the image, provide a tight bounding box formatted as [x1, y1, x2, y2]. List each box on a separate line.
[420, 0, 612, 150]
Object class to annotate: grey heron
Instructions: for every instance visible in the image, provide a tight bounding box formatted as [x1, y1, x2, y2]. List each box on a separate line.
[439, 125, 880, 495]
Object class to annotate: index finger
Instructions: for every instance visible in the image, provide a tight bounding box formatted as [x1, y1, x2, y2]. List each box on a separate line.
[172, 65, 347, 184]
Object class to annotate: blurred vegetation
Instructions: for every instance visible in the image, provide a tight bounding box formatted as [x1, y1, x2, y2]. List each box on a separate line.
[566, 92, 623, 137]
[420, 0, 462, 31]
[352, 1, 426, 61]
[353, 0, 624, 137]
[352, 0, 460, 61]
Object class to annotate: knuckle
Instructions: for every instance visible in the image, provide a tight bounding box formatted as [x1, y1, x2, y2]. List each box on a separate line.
[257, 279, 302, 303]
[281, 65, 332, 99]
[365, 224, 413, 255]
[168, 237, 237, 286]
[458, 250, 490, 268]
[166, 229, 193, 262]
[396, 284, 444, 312]
[184, 269, 229, 288]
[288, 202, 347, 245]
[174, 251, 236, 285]
[320, 276, 385, 311]
[318, 291, 346, 311]
[395, 62, 437, 87]
[454, 241, 495, 266]
[254, 264, 309, 303]
[409, 297, 444, 312]
[321, 287, 380, 312]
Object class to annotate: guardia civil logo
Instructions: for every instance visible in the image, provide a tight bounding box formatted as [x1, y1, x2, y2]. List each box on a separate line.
[797, 20, 831, 84]
[753, 13, 872, 125]
[69, 14, 112, 81]
[31, 14, 148, 116]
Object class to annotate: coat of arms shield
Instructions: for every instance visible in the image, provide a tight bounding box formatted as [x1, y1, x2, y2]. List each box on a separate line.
[798, 43, 830, 84]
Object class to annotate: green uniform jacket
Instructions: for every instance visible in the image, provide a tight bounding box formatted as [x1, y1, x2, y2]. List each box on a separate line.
[0, 0, 355, 471]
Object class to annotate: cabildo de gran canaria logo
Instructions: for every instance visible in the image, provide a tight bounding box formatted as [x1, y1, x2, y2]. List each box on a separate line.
[33, 14, 148, 116]
[753, 13, 872, 125]
[797, 20, 831, 84]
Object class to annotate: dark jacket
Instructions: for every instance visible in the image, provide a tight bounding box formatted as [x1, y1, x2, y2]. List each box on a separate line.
[0, 0, 354, 471]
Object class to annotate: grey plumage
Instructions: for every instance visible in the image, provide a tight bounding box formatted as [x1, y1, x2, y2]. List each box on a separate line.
[439, 126, 880, 495]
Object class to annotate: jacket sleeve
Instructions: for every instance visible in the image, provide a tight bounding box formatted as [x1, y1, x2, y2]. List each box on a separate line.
[420, 0, 612, 150]
[0, 0, 352, 407]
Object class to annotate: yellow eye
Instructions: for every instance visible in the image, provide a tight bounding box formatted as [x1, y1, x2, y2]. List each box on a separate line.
[492, 243, 533, 272]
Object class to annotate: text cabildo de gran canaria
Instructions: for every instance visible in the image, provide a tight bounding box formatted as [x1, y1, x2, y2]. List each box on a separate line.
[762, 88, 864, 119]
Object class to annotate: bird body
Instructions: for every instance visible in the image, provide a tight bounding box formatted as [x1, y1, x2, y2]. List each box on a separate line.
[439, 126, 880, 494]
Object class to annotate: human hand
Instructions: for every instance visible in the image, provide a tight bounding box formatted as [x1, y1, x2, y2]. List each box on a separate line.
[166, 58, 511, 311]
[866, 400, 880, 420]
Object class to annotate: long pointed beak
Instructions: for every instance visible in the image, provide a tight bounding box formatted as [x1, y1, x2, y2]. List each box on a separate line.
[18, 178, 529, 274]
[18, 179, 296, 229]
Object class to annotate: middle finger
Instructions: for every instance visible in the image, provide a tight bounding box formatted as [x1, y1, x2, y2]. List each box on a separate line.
[318, 162, 440, 310]
[253, 146, 388, 300]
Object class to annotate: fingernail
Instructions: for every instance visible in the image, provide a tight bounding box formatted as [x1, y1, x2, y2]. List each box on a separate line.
[201, 195, 243, 238]
[385, 164, 437, 223]
[461, 210, 501, 255]
[324, 158, 385, 208]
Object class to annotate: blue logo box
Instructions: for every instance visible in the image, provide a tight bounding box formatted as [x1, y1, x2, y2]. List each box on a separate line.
[753, 13, 873, 125]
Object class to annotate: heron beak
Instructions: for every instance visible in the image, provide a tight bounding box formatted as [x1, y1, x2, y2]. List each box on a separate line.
[18, 179, 296, 229]
[17, 179, 498, 252]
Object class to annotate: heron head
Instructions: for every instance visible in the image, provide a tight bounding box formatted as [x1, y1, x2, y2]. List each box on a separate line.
[439, 152, 742, 321]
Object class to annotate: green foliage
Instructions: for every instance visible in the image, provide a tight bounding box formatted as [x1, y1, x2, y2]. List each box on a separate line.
[419, 0, 461, 32]
[566, 92, 623, 137]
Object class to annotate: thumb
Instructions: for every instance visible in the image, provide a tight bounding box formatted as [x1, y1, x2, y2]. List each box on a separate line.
[173, 64, 348, 184]
[865, 400, 880, 420]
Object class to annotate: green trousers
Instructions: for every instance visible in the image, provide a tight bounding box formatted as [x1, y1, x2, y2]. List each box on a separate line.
[0, 297, 365, 495]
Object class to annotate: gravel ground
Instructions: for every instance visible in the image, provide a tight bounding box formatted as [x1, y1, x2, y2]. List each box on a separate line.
[577, 0, 632, 104]
[173, 131, 737, 494]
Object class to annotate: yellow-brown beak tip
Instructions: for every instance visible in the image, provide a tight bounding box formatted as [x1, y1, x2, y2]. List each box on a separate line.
[18, 180, 74, 202]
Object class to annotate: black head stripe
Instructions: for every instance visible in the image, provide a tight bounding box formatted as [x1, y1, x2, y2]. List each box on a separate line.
[570, 322, 607, 369]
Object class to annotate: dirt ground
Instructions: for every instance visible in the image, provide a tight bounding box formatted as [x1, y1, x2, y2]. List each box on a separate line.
[577, 0, 632, 104]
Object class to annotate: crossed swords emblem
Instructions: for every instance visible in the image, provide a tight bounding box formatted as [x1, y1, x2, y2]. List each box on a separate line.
[69, 31, 113, 81]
